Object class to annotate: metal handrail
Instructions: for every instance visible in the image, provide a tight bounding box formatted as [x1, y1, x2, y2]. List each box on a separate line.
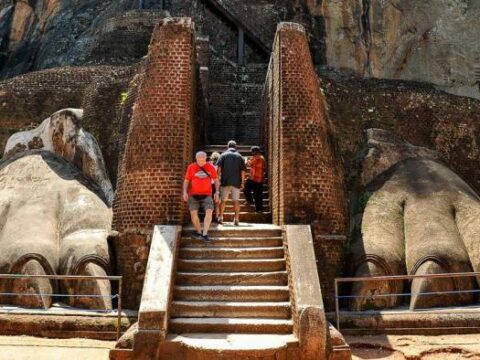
[334, 272, 480, 331]
[0, 274, 123, 340]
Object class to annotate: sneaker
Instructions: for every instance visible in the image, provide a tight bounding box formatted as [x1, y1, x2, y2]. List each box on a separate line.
[217, 217, 223, 224]
[192, 232, 204, 240]
[202, 234, 212, 242]
[234, 219, 240, 226]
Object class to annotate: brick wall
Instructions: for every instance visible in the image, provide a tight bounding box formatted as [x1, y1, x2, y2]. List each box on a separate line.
[109, 230, 152, 310]
[0, 65, 132, 155]
[81, 66, 137, 185]
[263, 22, 347, 310]
[113, 18, 197, 232]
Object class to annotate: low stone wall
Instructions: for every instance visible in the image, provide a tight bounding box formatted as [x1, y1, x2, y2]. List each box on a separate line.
[133, 225, 180, 358]
[263, 22, 347, 310]
[285, 225, 327, 359]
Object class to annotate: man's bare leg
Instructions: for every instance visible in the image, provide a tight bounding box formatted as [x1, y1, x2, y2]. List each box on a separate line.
[190, 210, 202, 234]
[234, 200, 240, 223]
[219, 201, 226, 221]
[203, 209, 213, 235]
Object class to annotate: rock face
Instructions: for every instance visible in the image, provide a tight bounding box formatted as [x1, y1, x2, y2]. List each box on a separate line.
[322, 0, 480, 99]
[4, 108, 114, 205]
[349, 129, 480, 310]
[0, 0, 164, 79]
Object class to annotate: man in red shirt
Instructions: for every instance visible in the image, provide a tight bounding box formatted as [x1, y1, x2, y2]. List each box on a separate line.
[183, 151, 219, 241]
[244, 146, 265, 212]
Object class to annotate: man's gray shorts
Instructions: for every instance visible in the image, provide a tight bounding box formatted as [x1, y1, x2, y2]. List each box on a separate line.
[188, 196, 214, 211]
[220, 186, 241, 202]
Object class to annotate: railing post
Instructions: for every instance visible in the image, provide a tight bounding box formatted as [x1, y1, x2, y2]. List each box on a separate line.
[117, 277, 123, 340]
[335, 278, 340, 331]
[237, 27, 245, 65]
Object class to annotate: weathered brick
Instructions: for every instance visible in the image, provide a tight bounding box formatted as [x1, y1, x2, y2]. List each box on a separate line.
[263, 22, 347, 310]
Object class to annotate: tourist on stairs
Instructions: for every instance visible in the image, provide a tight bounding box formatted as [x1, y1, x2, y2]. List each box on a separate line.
[209, 151, 221, 222]
[217, 140, 246, 226]
[244, 146, 265, 213]
[183, 151, 220, 242]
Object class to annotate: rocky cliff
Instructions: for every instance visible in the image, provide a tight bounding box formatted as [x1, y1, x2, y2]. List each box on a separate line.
[322, 0, 480, 99]
[1, 0, 478, 98]
[0, 0, 165, 79]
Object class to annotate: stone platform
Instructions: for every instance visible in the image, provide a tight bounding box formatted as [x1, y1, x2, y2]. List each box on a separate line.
[328, 305, 480, 335]
[0, 303, 137, 340]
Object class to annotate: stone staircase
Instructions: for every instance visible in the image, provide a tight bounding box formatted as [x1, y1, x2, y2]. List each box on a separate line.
[204, 145, 271, 224]
[111, 224, 351, 360]
[160, 224, 299, 357]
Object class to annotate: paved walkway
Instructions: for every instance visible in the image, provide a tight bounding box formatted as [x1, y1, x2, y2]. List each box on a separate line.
[0, 336, 114, 360]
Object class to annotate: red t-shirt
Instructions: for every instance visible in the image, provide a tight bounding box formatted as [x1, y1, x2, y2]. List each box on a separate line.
[185, 162, 218, 195]
[248, 156, 265, 183]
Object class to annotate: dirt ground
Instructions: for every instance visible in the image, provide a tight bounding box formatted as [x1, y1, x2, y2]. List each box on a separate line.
[1, 334, 480, 359]
[0, 336, 114, 360]
[347, 334, 480, 360]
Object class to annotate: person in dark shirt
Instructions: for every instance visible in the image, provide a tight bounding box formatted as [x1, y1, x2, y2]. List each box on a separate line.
[244, 146, 265, 212]
[217, 140, 246, 226]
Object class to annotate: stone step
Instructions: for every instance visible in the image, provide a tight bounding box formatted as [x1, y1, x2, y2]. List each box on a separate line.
[169, 317, 293, 334]
[179, 247, 285, 260]
[171, 301, 291, 319]
[175, 271, 288, 286]
[222, 212, 272, 223]
[174, 285, 289, 302]
[224, 204, 271, 212]
[204, 145, 256, 153]
[177, 258, 286, 273]
[237, 192, 269, 200]
[163, 333, 299, 353]
[182, 224, 282, 238]
[180, 236, 283, 248]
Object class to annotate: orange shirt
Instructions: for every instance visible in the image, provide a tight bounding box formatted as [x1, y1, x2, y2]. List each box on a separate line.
[248, 156, 265, 183]
[185, 162, 218, 195]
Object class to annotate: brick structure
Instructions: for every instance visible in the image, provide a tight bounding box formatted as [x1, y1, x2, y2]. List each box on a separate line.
[113, 18, 197, 232]
[0, 65, 132, 154]
[109, 230, 152, 310]
[81, 67, 137, 184]
[263, 22, 347, 310]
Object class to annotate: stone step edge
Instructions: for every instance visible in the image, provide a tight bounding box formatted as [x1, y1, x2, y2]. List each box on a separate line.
[169, 317, 294, 326]
[180, 246, 284, 251]
[175, 285, 289, 291]
[179, 258, 285, 263]
[164, 333, 299, 352]
[180, 236, 283, 242]
[176, 271, 288, 276]
[172, 301, 291, 307]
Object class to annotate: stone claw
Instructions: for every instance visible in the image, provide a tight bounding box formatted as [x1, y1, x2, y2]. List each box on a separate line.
[410, 260, 475, 310]
[10, 259, 53, 309]
[349, 261, 402, 311]
[63, 262, 112, 310]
